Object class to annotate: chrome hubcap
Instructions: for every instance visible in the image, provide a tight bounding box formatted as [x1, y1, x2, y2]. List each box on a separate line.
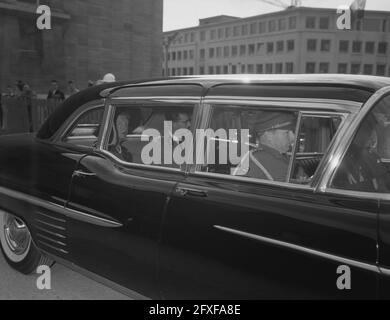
[3, 214, 31, 256]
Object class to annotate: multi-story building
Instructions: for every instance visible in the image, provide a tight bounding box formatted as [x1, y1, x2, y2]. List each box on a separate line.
[0, 0, 163, 92]
[163, 7, 390, 77]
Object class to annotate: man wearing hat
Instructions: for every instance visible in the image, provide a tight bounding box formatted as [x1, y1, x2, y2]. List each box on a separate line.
[233, 111, 297, 182]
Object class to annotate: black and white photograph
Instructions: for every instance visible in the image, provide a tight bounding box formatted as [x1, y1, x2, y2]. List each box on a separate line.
[0, 0, 390, 305]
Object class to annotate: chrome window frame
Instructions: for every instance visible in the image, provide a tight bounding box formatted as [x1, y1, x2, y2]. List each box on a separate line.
[317, 86, 390, 200]
[189, 97, 354, 191]
[53, 100, 106, 148]
[96, 96, 202, 174]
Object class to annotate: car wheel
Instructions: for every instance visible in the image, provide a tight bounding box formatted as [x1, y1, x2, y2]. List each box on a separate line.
[0, 210, 54, 275]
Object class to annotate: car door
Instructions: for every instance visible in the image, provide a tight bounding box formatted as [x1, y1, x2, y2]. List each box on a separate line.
[66, 86, 202, 299]
[333, 88, 390, 298]
[159, 97, 379, 299]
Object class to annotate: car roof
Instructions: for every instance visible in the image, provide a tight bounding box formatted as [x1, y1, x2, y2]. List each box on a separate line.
[37, 74, 390, 140]
[107, 74, 390, 95]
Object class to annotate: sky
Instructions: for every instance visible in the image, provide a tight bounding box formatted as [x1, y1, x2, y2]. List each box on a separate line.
[163, 0, 390, 31]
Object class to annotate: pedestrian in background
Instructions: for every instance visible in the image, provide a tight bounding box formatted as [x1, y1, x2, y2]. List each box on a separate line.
[47, 80, 65, 102]
[67, 80, 80, 96]
[21, 84, 36, 133]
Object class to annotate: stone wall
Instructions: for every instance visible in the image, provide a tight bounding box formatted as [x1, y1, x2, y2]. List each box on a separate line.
[0, 0, 163, 93]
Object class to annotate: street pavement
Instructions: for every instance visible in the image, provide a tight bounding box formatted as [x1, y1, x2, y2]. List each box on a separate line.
[0, 252, 130, 300]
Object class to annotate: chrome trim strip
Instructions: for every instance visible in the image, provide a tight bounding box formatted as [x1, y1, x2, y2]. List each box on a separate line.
[204, 97, 362, 111]
[215, 225, 380, 274]
[0, 186, 122, 228]
[110, 96, 200, 101]
[379, 267, 390, 277]
[97, 149, 185, 174]
[191, 171, 313, 191]
[206, 96, 363, 108]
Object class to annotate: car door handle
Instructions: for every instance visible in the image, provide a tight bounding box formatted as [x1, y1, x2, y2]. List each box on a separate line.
[176, 187, 208, 198]
[73, 170, 97, 178]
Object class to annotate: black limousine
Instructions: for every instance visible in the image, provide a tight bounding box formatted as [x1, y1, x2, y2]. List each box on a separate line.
[1, 75, 390, 299]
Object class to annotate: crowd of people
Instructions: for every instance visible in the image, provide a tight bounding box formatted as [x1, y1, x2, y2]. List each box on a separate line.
[0, 73, 117, 133]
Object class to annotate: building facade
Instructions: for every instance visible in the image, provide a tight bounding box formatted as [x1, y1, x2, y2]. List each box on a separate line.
[163, 7, 390, 77]
[0, 0, 163, 92]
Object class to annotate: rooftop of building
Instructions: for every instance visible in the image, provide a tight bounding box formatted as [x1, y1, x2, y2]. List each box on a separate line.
[164, 6, 390, 34]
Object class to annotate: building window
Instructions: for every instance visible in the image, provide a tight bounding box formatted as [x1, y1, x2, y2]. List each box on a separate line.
[319, 17, 330, 29]
[190, 32, 195, 42]
[377, 64, 386, 76]
[183, 67, 188, 75]
[172, 52, 176, 60]
[183, 51, 188, 60]
[233, 26, 240, 37]
[365, 41, 375, 54]
[363, 19, 381, 32]
[289, 16, 297, 29]
[275, 63, 283, 73]
[363, 64, 373, 75]
[286, 62, 294, 74]
[200, 49, 205, 59]
[232, 45, 238, 57]
[241, 64, 246, 73]
[177, 68, 181, 76]
[171, 68, 176, 76]
[287, 40, 295, 51]
[378, 42, 388, 55]
[216, 66, 221, 74]
[242, 24, 248, 36]
[319, 62, 330, 73]
[306, 17, 316, 29]
[210, 29, 216, 40]
[321, 40, 331, 52]
[189, 50, 194, 60]
[351, 63, 361, 74]
[352, 41, 362, 53]
[240, 45, 246, 56]
[338, 63, 348, 74]
[339, 40, 349, 53]
[189, 67, 194, 75]
[276, 41, 284, 53]
[248, 64, 255, 74]
[224, 46, 230, 58]
[232, 65, 237, 74]
[184, 33, 189, 43]
[218, 28, 224, 39]
[306, 62, 316, 73]
[265, 63, 273, 74]
[250, 23, 257, 34]
[225, 27, 231, 38]
[199, 66, 205, 75]
[208, 66, 214, 75]
[269, 20, 276, 32]
[200, 31, 206, 41]
[178, 51, 182, 61]
[257, 42, 264, 54]
[278, 18, 286, 31]
[209, 48, 215, 58]
[259, 21, 266, 33]
[223, 65, 229, 74]
[256, 64, 264, 74]
[248, 44, 255, 56]
[307, 39, 317, 51]
[267, 42, 274, 54]
[216, 47, 222, 58]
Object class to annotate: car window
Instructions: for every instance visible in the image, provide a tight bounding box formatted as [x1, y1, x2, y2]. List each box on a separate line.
[290, 116, 342, 185]
[331, 95, 390, 193]
[199, 105, 299, 183]
[103, 104, 195, 170]
[62, 107, 104, 148]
